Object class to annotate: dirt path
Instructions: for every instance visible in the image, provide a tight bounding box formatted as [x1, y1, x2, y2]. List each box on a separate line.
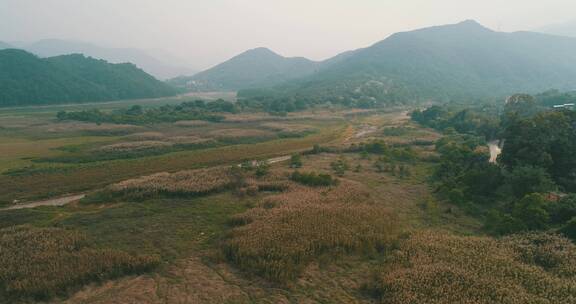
[266, 155, 291, 164]
[5, 155, 290, 212]
[3, 194, 85, 211]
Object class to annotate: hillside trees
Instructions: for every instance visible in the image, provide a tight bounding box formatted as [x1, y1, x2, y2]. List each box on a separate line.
[0, 49, 176, 107]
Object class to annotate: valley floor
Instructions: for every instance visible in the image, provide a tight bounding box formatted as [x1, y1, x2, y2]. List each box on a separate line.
[2, 104, 571, 304]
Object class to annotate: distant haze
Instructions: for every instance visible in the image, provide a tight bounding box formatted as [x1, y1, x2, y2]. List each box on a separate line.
[1, 0, 576, 70]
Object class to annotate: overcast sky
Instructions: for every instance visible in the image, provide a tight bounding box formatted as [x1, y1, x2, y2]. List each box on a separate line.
[1, 0, 575, 69]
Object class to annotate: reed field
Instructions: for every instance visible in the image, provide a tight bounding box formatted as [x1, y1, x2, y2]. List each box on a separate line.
[224, 179, 400, 283]
[363, 231, 576, 304]
[107, 166, 234, 198]
[95, 140, 174, 153]
[0, 225, 159, 301]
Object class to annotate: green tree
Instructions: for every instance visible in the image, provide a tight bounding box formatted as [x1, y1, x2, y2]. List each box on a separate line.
[500, 110, 576, 191]
[547, 194, 576, 225]
[504, 166, 556, 198]
[255, 162, 270, 177]
[512, 194, 550, 231]
[289, 154, 302, 168]
[560, 217, 576, 241]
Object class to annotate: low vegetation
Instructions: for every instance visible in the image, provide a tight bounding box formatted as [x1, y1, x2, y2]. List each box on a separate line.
[224, 180, 399, 283]
[0, 225, 159, 302]
[290, 171, 337, 187]
[56, 100, 235, 125]
[363, 231, 576, 304]
[106, 166, 234, 199]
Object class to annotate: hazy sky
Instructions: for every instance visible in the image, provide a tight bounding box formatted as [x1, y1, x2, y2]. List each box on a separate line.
[1, 0, 575, 69]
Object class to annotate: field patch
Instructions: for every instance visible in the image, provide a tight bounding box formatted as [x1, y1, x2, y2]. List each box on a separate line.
[0, 225, 159, 302]
[224, 178, 400, 283]
[363, 231, 576, 304]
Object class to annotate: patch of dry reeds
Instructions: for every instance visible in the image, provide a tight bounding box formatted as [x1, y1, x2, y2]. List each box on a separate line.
[364, 231, 576, 304]
[0, 225, 159, 301]
[95, 141, 173, 153]
[223, 179, 399, 283]
[108, 166, 234, 198]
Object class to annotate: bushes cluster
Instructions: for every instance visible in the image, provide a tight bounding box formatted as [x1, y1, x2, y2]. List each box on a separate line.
[290, 171, 337, 187]
[350, 141, 417, 162]
[56, 99, 236, 125]
[419, 105, 576, 239]
[411, 104, 501, 140]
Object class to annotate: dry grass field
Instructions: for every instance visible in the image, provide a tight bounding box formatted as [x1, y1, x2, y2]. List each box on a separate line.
[364, 231, 576, 304]
[107, 166, 234, 198]
[0, 225, 159, 302]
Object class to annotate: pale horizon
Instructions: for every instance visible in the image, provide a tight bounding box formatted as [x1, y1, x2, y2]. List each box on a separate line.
[1, 0, 576, 69]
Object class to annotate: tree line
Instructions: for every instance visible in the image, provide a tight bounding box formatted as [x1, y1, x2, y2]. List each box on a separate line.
[413, 92, 576, 240]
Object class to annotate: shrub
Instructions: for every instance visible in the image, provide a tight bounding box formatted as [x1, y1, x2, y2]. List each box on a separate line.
[304, 144, 331, 155]
[547, 194, 576, 224]
[255, 162, 270, 178]
[504, 166, 556, 198]
[289, 154, 303, 168]
[290, 171, 337, 187]
[561, 217, 576, 241]
[330, 158, 350, 176]
[512, 193, 550, 231]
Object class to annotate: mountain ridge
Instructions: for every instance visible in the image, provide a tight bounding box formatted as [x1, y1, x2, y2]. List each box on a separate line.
[0, 41, 12, 49]
[169, 47, 320, 91]
[0, 49, 177, 107]
[239, 20, 576, 104]
[22, 39, 196, 79]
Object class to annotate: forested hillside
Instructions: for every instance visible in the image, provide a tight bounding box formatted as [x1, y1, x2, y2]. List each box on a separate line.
[412, 92, 576, 240]
[23, 39, 196, 79]
[0, 49, 177, 107]
[239, 20, 576, 109]
[169, 47, 319, 91]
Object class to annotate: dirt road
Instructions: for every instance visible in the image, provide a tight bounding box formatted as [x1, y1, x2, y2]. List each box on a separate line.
[3, 194, 85, 211]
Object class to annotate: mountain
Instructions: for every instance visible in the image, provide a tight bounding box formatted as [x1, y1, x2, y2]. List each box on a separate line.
[0, 49, 177, 107]
[169, 47, 319, 91]
[240, 20, 576, 104]
[24, 39, 196, 79]
[537, 20, 576, 37]
[0, 41, 12, 49]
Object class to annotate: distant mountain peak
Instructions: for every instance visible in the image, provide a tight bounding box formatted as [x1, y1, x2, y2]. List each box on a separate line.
[22, 39, 196, 79]
[238, 47, 281, 58]
[168, 47, 318, 91]
[249, 47, 274, 53]
[457, 19, 483, 27]
[436, 19, 492, 32]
